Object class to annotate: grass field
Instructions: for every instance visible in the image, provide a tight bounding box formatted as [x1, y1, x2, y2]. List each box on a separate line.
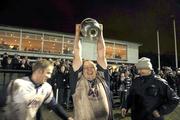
[41, 104, 180, 120]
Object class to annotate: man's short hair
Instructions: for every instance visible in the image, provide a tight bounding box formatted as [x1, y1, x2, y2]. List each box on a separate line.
[32, 59, 54, 72]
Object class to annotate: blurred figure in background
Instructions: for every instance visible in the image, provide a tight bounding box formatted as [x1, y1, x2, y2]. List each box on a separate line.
[163, 67, 177, 92]
[11, 54, 21, 69]
[1, 52, 8, 69]
[51, 64, 69, 106]
[176, 68, 180, 97]
[112, 68, 120, 95]
[119, 70, 132, 107]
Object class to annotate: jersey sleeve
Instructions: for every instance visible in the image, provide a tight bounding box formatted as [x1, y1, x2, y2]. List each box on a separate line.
[44, 88, 54, 104]
[97, 63, 110, 87]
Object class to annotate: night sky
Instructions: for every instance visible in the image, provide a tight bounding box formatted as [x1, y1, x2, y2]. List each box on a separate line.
[0, 0, 180, 67]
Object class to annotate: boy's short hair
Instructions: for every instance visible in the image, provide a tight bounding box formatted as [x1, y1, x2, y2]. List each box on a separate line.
[32, 59, 54, 72]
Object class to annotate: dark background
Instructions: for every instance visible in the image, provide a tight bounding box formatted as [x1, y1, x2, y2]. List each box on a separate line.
[0, 0, 180, 69]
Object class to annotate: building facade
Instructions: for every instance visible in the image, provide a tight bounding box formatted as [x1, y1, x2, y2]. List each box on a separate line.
[0, 26, 141, 64]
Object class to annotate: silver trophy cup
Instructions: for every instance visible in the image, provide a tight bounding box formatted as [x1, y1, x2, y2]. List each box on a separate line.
[80, 18, 101, 39]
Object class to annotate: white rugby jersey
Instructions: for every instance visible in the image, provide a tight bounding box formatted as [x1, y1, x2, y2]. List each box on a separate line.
[4, 76, 53, 120]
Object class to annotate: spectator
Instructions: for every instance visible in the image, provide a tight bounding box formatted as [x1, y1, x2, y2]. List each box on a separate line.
[11, 54, 21, 69]
[121, 57, 179, 120]
[163, 67, 177, 91]
[1, 52, 8, 69]
[176, 68, 180, 97]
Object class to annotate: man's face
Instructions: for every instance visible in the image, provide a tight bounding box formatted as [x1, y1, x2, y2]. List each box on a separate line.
[60, 66, 65, 73]
[138, 68, 151, 76]
[37, 65, 54, 84]
[83, 61, 97, 80]
[177, 69, 180, 75]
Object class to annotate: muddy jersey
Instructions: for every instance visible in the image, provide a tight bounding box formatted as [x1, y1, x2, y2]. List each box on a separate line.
[4, 76, 53, 120]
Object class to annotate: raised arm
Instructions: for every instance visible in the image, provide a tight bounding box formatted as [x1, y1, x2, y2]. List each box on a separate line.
[72, 24, 83, 71]
[97, 25, 107, 69]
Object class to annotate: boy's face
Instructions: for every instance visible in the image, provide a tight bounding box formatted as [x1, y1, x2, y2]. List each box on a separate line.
[36, 65, 54, 84]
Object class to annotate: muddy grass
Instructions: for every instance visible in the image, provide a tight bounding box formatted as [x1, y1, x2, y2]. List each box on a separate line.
[41, 105, 180, 120]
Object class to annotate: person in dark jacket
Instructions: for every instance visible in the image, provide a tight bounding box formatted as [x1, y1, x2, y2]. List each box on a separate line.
[51, 64, 69, 105]
[121, 57, 179, 120]
[176, 68, 180, 97]
[11, 54, 21, 69]
[1, 52, 8, 69]
[163, 67, 177, 91]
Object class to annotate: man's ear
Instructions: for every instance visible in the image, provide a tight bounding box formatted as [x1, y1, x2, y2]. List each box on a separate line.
[36, 69, 43, 74]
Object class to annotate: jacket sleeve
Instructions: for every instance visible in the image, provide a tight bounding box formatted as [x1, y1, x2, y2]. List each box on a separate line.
[157, 80, 179, 116]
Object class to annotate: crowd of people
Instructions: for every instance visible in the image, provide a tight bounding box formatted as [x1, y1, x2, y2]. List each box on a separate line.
[1, 52, 180, 119]
[0, 24, 180, 120]
[1, 53, 32, 70]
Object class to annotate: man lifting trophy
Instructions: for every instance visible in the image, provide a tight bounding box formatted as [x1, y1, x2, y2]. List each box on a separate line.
[71, 19, 113, 120]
